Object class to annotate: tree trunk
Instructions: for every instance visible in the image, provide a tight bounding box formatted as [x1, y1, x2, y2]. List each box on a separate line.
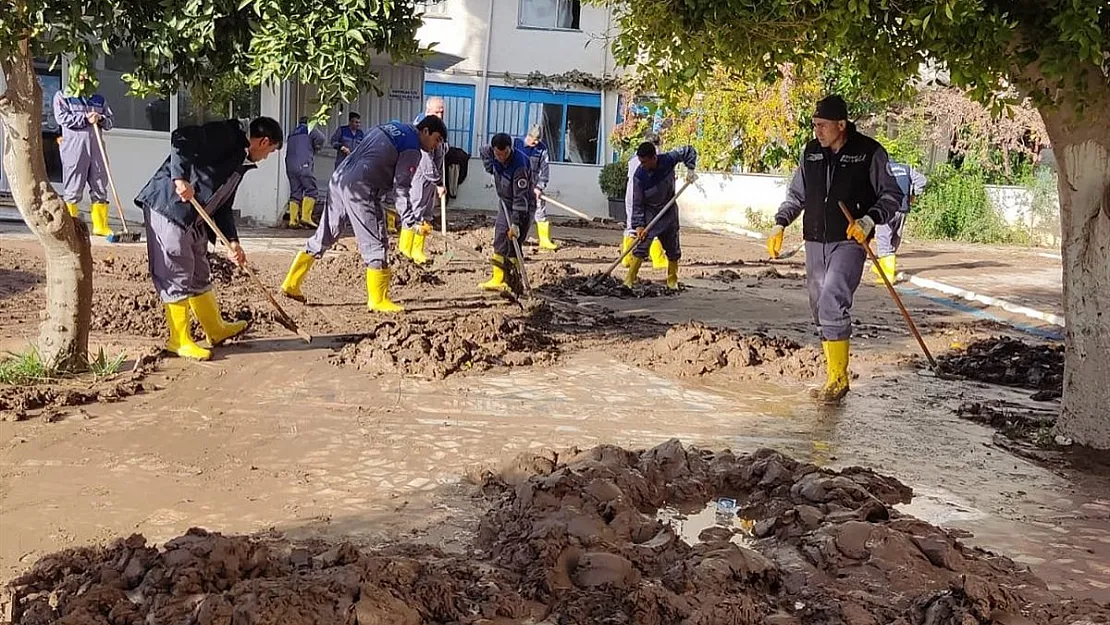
[1038, 75, 1110, 450]
[0, 41, 92, 372]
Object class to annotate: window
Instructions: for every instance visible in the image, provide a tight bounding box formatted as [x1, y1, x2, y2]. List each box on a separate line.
[487, 86, 601, 164]
[424, 81, 475, 152]
[94, 51, 171, 132]
[519, 0, 580, 30]
[178, 84, 261, 127]
[418, 0, 448, 16]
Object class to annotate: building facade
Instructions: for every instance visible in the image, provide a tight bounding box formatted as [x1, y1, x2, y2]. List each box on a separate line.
[0, 0, 619, 226]
[417, 0, 620, 216]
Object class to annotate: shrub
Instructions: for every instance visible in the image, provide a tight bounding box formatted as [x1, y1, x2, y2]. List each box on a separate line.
[907, 164, 1030, 245]
[599, 161, 629, 198]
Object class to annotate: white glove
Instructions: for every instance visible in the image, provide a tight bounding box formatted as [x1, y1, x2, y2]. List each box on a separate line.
[685, 169, 698, 184]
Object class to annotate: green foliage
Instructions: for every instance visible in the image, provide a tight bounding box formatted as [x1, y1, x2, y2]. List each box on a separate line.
[594, 0, 1109, 115]
[599, 161, 628, 198]
[87, 347, 126, 379]
[1, 0, 426, 126]
[0, 347, 50, 385]
[908, 164, 1030, 245]
[874, 116, 928, 169]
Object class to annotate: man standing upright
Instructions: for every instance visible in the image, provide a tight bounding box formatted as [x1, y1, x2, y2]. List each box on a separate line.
[622, 132, 668, 269]
[767, 95, 904, 404]
[331, 111, 364, 170]
[53, 88, 115, 237]
[285, 116, 327, 229]
[399, 97, 448, 264]
[872, 160, 927, 283]
[134, 117, 283, 361]
[514, 125, 558, 251]
[280, 117, 448, 313]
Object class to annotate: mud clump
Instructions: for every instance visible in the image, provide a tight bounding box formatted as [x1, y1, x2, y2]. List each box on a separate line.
[530, 260, 580, 287]
[206, 252, 239, 285]
[0, 351, 158, 422]
[939, 337, 1063, 395]
[629, 322, 801, 376]
[539, 273, 675, 299]
[330, 308, 558, 379]
[15, 440, 1108, 624]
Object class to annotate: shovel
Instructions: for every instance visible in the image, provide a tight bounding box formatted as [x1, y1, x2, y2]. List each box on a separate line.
[838, 201, 936, 371]
[188, 197, 312, 343]
[538, 193, 606, 223]
[588, 179, 693, 288]
[93, 124, 141, 243]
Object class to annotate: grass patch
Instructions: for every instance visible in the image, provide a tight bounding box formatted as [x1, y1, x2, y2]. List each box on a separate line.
[0, 347, 52, 385]
[0, 345, 127, 385]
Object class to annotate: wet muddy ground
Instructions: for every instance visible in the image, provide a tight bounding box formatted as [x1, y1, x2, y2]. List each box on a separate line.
[1, 216, 1104, 618]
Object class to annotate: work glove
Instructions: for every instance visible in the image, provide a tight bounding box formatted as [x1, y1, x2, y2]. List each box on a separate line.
[437, 185, 447, 199]
[846, 215, 875, 245]
[685, 169, 698, 184]
[635, 226, 647, 241]
[507, 223, 520, 241]
[418, 221, 433, 235]
[767, 225, 785, 258]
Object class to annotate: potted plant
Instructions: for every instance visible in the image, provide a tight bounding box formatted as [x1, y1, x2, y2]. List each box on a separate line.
[598, 160, 629, 221]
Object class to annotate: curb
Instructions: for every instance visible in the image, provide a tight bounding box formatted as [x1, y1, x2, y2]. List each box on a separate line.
[905, 275, 1066, 328]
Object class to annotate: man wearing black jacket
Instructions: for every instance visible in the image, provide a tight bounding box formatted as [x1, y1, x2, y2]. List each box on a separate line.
[134, 116, 283, 361]
[767, 96, 904, 404]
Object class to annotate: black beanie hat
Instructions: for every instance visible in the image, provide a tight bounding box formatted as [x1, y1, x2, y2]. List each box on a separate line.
[814, 95, 849, 121]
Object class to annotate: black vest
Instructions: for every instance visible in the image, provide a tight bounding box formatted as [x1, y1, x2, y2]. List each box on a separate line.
[801, 130, 881, 243]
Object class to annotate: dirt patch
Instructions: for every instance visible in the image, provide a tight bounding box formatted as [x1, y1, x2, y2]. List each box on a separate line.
[529, 260, 580, 287]
[628, 322, 803, 377]
[9, 440, 1108, 625]
[939, 337, 1064, 396]
[539, 273, 676, 299]
[757, 266, 806, 280]
[0, 350, 159, 422]
[329, 307, 558, 379]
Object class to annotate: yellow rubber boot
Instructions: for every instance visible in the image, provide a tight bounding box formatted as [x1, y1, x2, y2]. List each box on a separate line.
[398, 228, 414, 259]
[479, 254, 509, 292]
[649, 238, 667, 269]
[624, 256, 643, 289]
[280, 251, 315, 302]
[811, 339, 850, 404]
[90, 202, 113, 237]
[288, 200, 301, 228]
[300, 197, 318, 228]
[875, 255, 898, 284]
[163, 302, 211, 361]
[189, 290, 248, 346]
[366, 267, 404, 313]
[410, 232, 429, 264]
[620, 235, 635, 267]
[537, 221, 559, 251]
[666, 259, 679, 290]
[66, 202, 79, 219]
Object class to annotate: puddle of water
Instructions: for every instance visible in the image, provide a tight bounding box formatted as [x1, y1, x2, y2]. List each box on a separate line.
[656, 498, 756, 547]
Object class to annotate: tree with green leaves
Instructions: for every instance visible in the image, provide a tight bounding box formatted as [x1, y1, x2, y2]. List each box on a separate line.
[598, 0, 1110, 448]
[0, 0, 423, 372]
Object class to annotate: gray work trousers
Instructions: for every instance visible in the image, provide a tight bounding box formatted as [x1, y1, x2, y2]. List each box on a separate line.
[143, 205, 210, 304]
[305, 178, 389, 269]
[287, 168, 318, 202]
[875, 212, 907, 258]
[632, 221, 681, 261]
[402, 179, 438, 229]
[494, 207, 534, 259]
[805, 240, 866, 341]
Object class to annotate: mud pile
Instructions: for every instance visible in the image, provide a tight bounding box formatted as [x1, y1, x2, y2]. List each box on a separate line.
[629, 322, 802, 376]
[539, 273, 675, 299]
[330, 308, 558, 379]
[0, 351, 158, 422]
[938, 337, 1064, 395]
[529, 260, 580, 287]
[11, 441, 1108, 625]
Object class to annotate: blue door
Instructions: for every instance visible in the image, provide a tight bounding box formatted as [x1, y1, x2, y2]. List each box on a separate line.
[424, 81, 475, 153]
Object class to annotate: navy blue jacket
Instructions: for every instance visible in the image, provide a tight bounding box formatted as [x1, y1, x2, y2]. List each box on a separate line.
[134, 119, 253, 243]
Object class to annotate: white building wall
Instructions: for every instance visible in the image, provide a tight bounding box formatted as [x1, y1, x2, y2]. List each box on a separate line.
[417, 0, 620, 215]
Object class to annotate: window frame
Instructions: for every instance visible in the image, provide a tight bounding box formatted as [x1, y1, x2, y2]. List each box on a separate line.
[486, 85, 601, 164]
[424, 80, 475, 153]
[88, 51, 174, 135]
[517, 0, 582, 32]
[418, 0, 449, 18]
